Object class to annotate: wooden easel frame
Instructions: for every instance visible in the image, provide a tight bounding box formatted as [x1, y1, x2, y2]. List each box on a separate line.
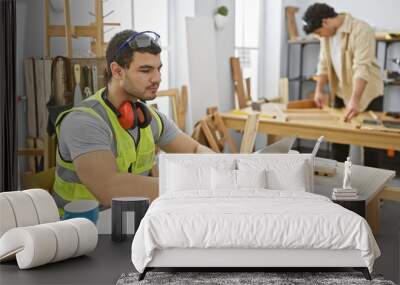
[44, 0, 118, 57]
[285, 6, 299, 41]
[156, 88, 179, 126]
[191, 107, 238, 153]
[230, 57, 250, 109]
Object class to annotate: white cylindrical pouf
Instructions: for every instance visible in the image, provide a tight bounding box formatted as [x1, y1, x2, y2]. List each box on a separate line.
[23, 189, 59, 224]
[0, 226, 57, 269]
[0, 196, 17, 237]
[1, 192, 39, 227]
[42, 221, 79, 262]
[67, 218, 98, 257]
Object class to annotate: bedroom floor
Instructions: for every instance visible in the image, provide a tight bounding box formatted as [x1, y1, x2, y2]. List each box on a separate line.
[374, 177, 400, 284]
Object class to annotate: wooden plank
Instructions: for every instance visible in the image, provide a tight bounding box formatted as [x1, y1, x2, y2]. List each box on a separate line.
[191, 123, 202, 141]
[156, 88, 179, 124]
[213, 112, 238, 153]
[24, 58, 38, 138]
[284, 108, 328, 113]
[48, 25, 97, 38]
[36, 138, 45, 172]
[178, 86, 188, 131]
[17, 149, 44, 156]
[245, 78, 251, 101]
[206, 107, 237, 152]
[287, 99, 316, 109]
[240, 114, 259, 153]
[367, 193, 381, 234]
[156, 89, 179, 97]
[285, 6, 299, 41]
[380, 187, 400, 202]
[279, 77, 289, 105]
[95, 0, 104, 57]
[43, 135, 50, 170]
[200, 119, 220, 153]
[54, 57, 69, 105]
[286, 113, 338, 121]
[360, 124, 400, 133]
[44, 0, 50, 56]
[369, 110, 379, 120]
[63, 0, 73, 57]
[170, 95, 179, 125]
[34, 59, 48, 139]
[26, 137, 36, 173]
[192, 122, 208, 147]
[230, 57, 248, 109]
[37, 58, 52, 139]
[47, 135, 57, 169]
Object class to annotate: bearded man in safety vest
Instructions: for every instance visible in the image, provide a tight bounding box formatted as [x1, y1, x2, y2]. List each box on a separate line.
[53, 30, 213, 212]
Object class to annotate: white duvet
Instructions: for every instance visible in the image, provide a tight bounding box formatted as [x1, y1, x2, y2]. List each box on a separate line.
[131, 190, 380, 273]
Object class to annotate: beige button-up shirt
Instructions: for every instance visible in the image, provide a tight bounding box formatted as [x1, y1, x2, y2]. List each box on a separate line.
[317, 13, 384, 111]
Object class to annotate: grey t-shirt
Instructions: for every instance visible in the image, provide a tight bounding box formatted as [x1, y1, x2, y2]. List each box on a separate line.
[58, 108, 181, 174]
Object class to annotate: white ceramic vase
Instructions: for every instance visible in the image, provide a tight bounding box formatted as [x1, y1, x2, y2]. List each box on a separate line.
[214, 14, 228, 30]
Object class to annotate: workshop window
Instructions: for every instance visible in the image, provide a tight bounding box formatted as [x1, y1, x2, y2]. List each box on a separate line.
[235, 0, 260, 101]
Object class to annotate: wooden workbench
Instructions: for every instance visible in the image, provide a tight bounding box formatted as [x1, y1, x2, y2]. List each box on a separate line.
[221, 106, 400, 151]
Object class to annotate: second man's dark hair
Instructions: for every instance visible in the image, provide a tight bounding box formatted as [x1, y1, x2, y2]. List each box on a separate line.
[105, 30, 162, 83]
[302, 3, 338, 34]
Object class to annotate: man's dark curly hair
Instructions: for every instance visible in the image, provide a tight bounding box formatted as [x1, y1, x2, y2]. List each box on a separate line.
[105, 30, 161, 83]
[302, 3, 338, 34]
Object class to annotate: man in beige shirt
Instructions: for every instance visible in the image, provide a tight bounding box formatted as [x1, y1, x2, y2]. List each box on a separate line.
[302, 3, 384, 164]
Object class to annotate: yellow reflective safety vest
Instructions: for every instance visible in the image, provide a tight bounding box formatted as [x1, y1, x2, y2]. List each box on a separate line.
[53, 88, 162, 210]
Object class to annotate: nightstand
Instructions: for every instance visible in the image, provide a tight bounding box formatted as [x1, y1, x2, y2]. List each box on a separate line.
[332, 199, 366, 217]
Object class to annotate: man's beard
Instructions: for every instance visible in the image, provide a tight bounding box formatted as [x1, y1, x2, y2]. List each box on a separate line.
[124, 85, 158, 102]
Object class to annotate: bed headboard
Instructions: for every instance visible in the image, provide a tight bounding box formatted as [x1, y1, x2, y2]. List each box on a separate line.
[159, 153, 314, 195]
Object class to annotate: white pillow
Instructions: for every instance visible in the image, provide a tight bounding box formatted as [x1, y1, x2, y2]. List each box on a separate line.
[211, 168, 237, 190]
[236, 169, 267, 189]
[237, 158, 309, 191]
[167, 162, 211, 191]
[166, 159, 236, 192]
[265, 162, 307, 191]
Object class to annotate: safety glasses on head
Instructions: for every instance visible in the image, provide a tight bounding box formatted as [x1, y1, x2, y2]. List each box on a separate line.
[113, 31, 161, 59]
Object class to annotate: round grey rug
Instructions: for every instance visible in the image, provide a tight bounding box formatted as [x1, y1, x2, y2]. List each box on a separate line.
[116, 271, 396, 285]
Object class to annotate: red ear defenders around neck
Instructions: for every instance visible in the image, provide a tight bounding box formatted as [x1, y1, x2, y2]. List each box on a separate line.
[102, 90, 152, 129]
[118, 101, 152, 129]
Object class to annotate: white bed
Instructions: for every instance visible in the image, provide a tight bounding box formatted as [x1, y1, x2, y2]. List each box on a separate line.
[131, 154, 380, 280]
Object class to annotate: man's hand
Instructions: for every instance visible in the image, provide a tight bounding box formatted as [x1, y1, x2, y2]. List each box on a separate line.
[314, 92, 329, 108]
[344, 97, 360, 122]
[74, 150, 159, 207]
[344, 78, 367, 122]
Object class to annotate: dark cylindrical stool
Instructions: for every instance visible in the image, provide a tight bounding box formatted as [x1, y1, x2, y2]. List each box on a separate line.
[111, 197, 150, 242]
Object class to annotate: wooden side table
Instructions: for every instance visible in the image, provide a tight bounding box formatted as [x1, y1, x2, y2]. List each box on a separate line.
[314, 162, 395, 234]
[333, 199, 366, 218]
[111, 197, 150, 242]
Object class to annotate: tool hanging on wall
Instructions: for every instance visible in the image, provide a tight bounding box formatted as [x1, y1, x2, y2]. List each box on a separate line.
[92, 65, 99, 92]
[73, 64, 82, 106]
[82, 65, 92, 99]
